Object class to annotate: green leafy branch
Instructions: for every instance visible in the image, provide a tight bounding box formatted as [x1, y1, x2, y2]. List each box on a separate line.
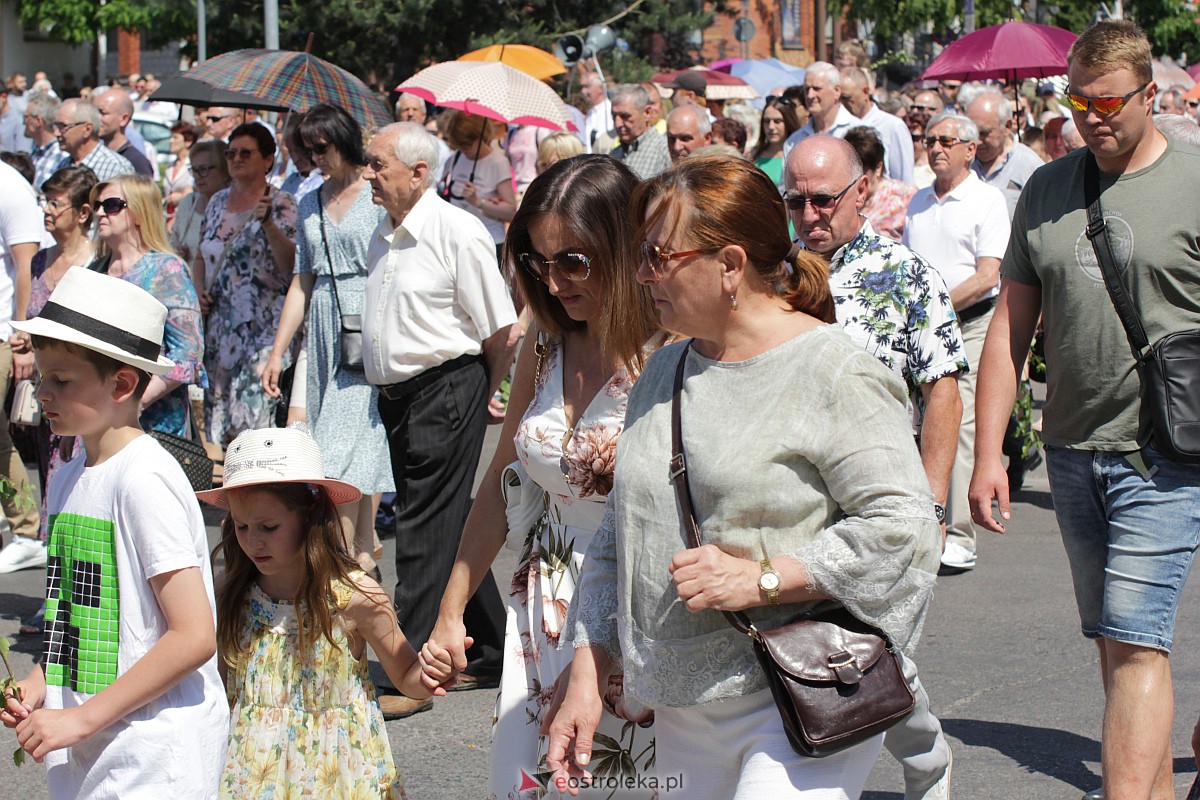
[0, 637, 27, 767]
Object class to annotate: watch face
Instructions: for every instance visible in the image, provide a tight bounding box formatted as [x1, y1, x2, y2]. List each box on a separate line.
[759, 571, 781, 592]
[934, 504, 946, 523]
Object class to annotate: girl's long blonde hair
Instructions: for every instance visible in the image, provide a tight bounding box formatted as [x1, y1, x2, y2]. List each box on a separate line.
[213, 484, 362, 670]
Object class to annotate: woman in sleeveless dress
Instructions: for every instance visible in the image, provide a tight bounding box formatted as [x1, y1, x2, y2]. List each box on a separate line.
[422, 156, 663, 798]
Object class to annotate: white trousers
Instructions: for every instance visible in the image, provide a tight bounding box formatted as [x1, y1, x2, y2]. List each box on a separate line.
[653, 689, 882, 800]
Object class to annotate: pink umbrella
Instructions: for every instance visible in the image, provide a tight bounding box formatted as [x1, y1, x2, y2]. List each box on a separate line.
[396, 61, 575, 131]
[920, 21, 1078, 83]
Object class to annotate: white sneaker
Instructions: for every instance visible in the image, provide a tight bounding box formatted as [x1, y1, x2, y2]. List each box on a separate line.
[909, 748, 952, 800]
[940, 541, 976, 572]
[0, 536, 48, 573]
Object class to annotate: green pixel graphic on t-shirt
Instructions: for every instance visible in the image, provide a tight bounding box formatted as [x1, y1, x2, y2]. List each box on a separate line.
[43, 512, 120, 694]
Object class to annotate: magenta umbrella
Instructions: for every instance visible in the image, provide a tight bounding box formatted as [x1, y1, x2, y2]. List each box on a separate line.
[920, 21, 1078, 83]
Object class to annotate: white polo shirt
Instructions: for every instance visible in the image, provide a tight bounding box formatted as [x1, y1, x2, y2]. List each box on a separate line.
[902, 170, 1010, 297]
[0, 161, 44, 336]
[363, 188, 517, 386]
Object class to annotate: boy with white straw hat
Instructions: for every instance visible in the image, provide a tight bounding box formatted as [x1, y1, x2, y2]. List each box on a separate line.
[0, 268, 228, 798]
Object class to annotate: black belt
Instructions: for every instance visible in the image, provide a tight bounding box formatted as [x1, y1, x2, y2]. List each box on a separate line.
[957, 297, 997, 325]
[377, 353, 483, 402]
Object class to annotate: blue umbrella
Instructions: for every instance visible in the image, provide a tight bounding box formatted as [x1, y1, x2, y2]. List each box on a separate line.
[731, 59, 806, 100]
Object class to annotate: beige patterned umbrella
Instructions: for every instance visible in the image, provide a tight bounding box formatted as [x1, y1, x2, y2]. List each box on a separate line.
[396, 61, 575, 131]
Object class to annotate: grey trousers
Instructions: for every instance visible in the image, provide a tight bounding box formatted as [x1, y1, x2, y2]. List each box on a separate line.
[884, 652, 953, 798]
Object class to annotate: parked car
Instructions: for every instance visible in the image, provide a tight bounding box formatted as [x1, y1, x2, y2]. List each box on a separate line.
[132, 112, 174, 172]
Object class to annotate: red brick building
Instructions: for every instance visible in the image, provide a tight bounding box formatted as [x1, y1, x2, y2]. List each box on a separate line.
[698, 0, 852, 67]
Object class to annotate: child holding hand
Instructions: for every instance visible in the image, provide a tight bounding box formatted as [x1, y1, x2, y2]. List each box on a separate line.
[0, 269, 228, 797]
[198, 425, 446, 799]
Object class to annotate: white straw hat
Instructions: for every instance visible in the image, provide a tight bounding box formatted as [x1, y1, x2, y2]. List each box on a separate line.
[196, 426, 362, 508]
[12, 268, 175, 375]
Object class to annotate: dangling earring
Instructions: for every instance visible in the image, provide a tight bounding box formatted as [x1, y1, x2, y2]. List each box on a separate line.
[730, 294, 739, 312]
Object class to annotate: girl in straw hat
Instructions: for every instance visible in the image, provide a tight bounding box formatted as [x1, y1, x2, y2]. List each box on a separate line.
[199, 426, 447, 799]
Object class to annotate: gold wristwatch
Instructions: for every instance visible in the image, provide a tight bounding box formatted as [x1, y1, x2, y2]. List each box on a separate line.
[758, 558, 782, 605]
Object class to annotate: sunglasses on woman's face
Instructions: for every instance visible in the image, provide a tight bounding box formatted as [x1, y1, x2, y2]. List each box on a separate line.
[1064, 83, 1149, 116]
[225, 147, 258, 161]
[302, 141, 331, 157]
[519, 251, 592, 282]
[98, 198, 129, 215]
[192, 164, 219, 177]
[765, 95, 795, 106]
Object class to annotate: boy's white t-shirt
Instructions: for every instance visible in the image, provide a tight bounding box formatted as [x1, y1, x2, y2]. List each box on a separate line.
[42, 435, 228, 799]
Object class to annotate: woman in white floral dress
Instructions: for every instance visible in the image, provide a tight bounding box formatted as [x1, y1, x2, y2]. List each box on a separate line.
[423, 156, 662, 798]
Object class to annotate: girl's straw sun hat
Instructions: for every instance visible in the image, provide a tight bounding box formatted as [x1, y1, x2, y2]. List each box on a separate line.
[196, 426, 361, 508]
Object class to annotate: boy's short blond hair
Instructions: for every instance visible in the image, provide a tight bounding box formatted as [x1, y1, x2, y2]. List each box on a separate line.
[31, 335, 152, 399]
[1067, 20, 1153, 86]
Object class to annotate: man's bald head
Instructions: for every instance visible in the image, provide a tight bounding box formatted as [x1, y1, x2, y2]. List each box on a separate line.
[965, 89, 1014, 167]
[785, 135, 864, 188]
[784, 135, 868, 257]
[93, 88, 135, 142]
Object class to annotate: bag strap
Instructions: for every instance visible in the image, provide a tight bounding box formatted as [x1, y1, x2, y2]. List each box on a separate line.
[1083, 151, 1150, 361]
[669, 342, 758, 638]
[316, 186, 349, 328]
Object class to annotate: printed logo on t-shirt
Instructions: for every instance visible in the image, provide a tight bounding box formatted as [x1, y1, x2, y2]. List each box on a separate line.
[43, 513, 119, 694]
[1074, 213, 1133, 284]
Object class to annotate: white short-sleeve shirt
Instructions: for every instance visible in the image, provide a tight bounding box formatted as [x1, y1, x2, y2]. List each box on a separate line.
[363, 188, 517, 386]
[0, 161, 43, 334]
[902, 171, 1011, 297]
[43, 435, 228, 799]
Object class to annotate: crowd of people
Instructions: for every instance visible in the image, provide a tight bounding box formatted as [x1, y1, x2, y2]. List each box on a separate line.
[0, 18, 1198, 800]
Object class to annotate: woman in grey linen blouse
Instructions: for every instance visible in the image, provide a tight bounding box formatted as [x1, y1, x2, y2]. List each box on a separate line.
[545, 155, 941, 799]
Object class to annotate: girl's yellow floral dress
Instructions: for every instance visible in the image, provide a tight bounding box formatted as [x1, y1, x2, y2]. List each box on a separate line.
[220, 575, 405, 799]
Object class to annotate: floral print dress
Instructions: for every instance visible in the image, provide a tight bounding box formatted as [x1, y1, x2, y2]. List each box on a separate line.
[201, 187, 297, 446]
[221, 576, 405, 800]
[489, 336, 656, 800]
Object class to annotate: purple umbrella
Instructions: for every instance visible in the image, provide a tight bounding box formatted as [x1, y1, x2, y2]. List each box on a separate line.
[920, 21, 1078, 83]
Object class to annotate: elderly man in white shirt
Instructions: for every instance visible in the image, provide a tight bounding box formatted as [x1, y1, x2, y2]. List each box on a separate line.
[903, 112, 1010, 575]
[361, 122, 517, 719]
[782, 61, 860, 162]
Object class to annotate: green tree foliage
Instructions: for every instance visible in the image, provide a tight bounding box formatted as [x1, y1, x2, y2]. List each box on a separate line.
[852, 0, 1200, 63]
[16, 0, 193, 49]
[198, 0, 724, 90]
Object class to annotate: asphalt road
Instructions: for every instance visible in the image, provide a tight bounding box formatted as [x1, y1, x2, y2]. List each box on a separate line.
[2, 426, 1199, 799]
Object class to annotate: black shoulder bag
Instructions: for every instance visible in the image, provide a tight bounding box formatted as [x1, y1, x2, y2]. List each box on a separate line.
[1084, 151, 1200, 465]
[317, 187, 364, 372]
[669, 343, 914, 757]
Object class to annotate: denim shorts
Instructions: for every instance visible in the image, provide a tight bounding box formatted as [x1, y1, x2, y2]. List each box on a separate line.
[1045, 445, 1200, 652]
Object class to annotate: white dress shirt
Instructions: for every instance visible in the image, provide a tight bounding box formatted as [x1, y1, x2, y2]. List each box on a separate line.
[862, 104, 916, 184]
[0, 162, 43, 335]
[363, 188, 517, 386]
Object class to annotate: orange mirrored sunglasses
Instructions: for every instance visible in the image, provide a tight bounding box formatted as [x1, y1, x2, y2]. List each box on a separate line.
[1065, 82, 1149, 116]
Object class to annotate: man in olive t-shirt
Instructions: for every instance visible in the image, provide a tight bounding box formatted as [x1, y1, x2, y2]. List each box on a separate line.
[969, 21, 1200, 800]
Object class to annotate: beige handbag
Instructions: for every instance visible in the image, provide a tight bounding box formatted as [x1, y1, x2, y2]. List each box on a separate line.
[9, 380, 40, 426]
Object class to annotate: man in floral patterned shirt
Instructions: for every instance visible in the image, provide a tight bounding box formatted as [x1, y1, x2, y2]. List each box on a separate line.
[786, 133, 964, 800]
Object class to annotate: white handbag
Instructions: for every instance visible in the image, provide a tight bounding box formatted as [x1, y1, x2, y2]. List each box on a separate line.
[500, 460, 547, 552]
[9, 379, 40, 426]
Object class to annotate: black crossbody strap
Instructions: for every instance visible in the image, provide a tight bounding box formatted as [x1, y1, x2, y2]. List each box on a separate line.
[1083, 151, 1150, 361]
[316, 186, 349, 328]
[669, 342, 757, 637]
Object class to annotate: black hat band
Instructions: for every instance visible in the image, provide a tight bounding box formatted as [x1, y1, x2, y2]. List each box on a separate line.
[38, 301, 162, 362]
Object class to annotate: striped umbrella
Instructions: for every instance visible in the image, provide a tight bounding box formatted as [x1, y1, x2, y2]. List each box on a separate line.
[397, 61, 575, 131]
[186, 49, 391, 130]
